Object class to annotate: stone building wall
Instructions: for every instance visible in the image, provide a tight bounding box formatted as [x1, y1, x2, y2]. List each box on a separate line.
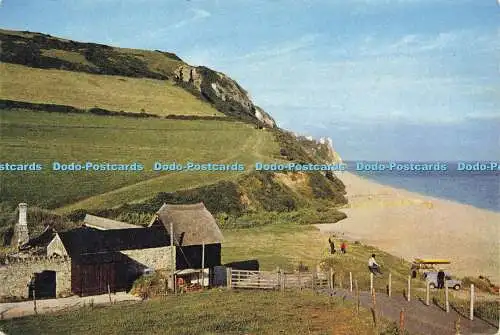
[0, 247, 175, 300]
[122, 246, 175, 271]
[0, 256, 71, 299]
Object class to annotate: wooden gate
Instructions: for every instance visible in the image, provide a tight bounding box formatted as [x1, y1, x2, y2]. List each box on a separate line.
[230, 270, 278, 289]
[228, 269, 331, 291]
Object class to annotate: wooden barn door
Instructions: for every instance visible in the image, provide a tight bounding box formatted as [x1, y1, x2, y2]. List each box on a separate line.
[72, 262, 117, 296]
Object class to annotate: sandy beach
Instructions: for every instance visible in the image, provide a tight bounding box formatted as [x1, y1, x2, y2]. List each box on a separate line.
[316, 172, 500, 284]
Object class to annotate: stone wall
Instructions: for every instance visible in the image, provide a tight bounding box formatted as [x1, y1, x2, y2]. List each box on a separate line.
[0, 247, 175, 300]
[0, 256, 71, 299]
[122, 246, 175, 271]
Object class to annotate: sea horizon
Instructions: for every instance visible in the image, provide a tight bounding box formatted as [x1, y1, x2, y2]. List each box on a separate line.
[342, 161, 500, 212]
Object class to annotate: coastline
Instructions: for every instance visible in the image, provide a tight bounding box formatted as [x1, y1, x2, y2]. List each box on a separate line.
[317, 172, 500, 284]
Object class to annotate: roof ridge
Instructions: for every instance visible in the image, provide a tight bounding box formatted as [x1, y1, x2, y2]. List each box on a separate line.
[84, 214, 128, 223]
[163, 202, 206, 210]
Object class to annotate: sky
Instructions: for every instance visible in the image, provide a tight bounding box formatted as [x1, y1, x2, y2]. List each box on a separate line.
[1, 0, 499, 160]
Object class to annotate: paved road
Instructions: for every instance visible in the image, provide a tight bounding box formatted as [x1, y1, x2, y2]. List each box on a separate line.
[325, 288, 498, 335]
[0, 292, 141, 320]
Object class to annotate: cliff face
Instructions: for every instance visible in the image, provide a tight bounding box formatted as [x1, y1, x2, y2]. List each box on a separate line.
[292, 133, 343, 164]
[174, 64, 276, 128]
[318, 137, 343, 163]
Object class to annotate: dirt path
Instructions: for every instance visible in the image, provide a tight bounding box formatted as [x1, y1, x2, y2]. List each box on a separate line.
[326, 288, 498, 335]
[0, 292, 141, 320]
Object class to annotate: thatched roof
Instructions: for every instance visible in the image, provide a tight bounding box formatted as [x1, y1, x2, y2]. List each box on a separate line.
[83, 214, 141, 230]
[153, 203, 223, 246]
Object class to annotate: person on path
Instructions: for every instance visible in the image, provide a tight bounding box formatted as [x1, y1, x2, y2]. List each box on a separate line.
[328, 237, 336, 254]
[437, 269, 445, 289]
[340, 241, 347, 254]
[368, 254, 383, 275]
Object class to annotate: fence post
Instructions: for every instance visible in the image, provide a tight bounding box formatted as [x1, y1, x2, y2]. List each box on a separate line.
[407, 276, 411, 302]
[426, 281, 430, 306]
[329, 268, 333, 290]
[349, 272, 353, 292]
[445, 284, 450, 313]
[370, 272, 374, 293]
[455, 316, 461, 335]
[108, 283, 112, 304]
[226, 267, 232, 290]
[388, 272, 392, 297]
[298, 271, 302, 289]
[276, 269, 280, 291]
[355, 279, 360, 315]
[174, 274, 177, 295]
[399, 308, 405, 335]
[497, 292, 500, 334]
[311, 271, 315, 290]
[33, 287, 37, 315]
[469, 284, 474, 321]
[371, 287, 378, 333]
[201, 241, 205, 289]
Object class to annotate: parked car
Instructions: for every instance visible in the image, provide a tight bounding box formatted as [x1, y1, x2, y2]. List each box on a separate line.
[142, 268, 155, 275]
[423, 271, 462, 290]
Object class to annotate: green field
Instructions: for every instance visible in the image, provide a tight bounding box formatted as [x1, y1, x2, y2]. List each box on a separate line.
[222, 224, 425, 294]
[1, 63, 221, 117]
[0, 109, 279, 210]
[0, 290, 388, 335]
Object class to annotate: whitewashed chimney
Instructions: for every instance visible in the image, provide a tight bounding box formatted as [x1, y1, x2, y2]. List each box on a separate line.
[16, 203, 29, 247]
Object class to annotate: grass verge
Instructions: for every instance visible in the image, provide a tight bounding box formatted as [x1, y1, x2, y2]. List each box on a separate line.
[0, 290, 394, 335]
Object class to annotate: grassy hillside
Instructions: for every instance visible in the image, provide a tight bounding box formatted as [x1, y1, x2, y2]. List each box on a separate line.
[77, 171, 347, 229]
[0, 28, 348, 246]
[0, 29, 274, 126]
[0, 29, 181, 80]
[0, 109, 277, 209]
[1, 63, 222, 117]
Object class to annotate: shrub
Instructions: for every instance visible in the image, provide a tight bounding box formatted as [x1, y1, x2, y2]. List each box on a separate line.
[130, 271, 168, 299]
[272, 130, 313, 163]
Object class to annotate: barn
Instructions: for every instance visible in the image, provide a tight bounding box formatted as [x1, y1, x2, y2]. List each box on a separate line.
[149, 202, 224, 285]
[8, 203, 224, 297]
[56, 225, 173, 296]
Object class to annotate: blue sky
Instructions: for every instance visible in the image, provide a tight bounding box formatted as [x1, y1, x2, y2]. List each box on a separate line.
[1, 0, 498, 160]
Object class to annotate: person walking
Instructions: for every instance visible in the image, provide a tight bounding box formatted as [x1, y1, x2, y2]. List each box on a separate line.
[437, 269, 445, 289]
[368, 254, 383, 275]
[328, 236, 336, 254]
[340, 241, 347, 254]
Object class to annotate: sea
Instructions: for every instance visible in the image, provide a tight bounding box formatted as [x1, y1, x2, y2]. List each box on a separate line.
[344, 161, 500, 212]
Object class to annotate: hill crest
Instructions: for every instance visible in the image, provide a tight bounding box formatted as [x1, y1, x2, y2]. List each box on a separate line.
[0, 28, 275, 127]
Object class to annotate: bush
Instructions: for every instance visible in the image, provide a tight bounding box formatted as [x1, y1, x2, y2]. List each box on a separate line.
[130, 271, 168, 299]
[380, 322, 409, 335]
[272, 130, 313, 163]
[308, 172, 347, 204]
[238, 172, 299, 212]
[462, 276, 497, 293]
